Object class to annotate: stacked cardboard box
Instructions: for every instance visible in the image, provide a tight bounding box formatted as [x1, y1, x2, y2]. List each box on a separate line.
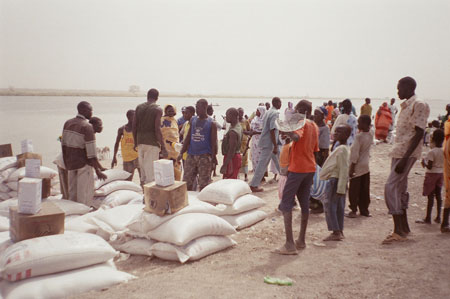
[144, 159, 188, 216]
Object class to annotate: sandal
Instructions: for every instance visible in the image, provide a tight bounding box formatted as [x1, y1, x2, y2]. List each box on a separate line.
[415, 219, 431, 224]
[382, 233, 407, 244]
[323, 233, 342, 242]
[271, 245, 298, 255]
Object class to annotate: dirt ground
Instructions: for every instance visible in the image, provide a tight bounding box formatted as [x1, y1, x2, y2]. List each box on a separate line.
[71, 142, 450, 299]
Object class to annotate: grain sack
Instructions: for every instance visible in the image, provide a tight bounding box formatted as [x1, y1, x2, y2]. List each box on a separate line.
[112, 237, 155, 256]
[0, 231, 12, 256]
[7, 167, 57, 182]
[0, 183, 11, 193]
[197, 179, 251, 205]
[151, 235, 236, 263]
[148, 213, 236, 246]
[221, 209, 267, 229]
[64, 209, 103, 233]
[0, 232, 118, 281]
[0, 157, 17, 172]
[95, 190, 143, 208]
[87, 204, 144, 241]
[6, 181, 17, 191]
[1, 168, 17, 183]
[0, 192, 10, 201]
[215, 194, 265, 216]
[8, 191, 17, 198]
[43, 198, 91, 216]
[94, 169, 132, 189]
[0, 260, 135, 299]
[94, 180, 142, 197]
[126, 195, 221, 235]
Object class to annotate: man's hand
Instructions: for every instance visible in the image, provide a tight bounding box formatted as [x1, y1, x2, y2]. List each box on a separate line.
[111, 157, 117, 169]
[176, 153, 183, 162]
[395, 157, 407, 174]
[212, 155, 218, 165]
[96, 170, 107, 181]
[220, 164, 227, 175]
[272, 145, 278, 155]
[134, 144, 138, 152]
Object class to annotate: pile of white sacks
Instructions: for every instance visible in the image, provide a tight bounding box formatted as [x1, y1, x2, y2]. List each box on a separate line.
[0, 156, 59, 201]
[0, 166, 267, 297]
[0, 232, 135, 299]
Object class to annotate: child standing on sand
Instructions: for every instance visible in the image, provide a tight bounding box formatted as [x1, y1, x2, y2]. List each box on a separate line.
[416, 129, 445, 224]
[347, 115, 373, 218]
[319, 124, 351, 241]
[278, 137, 292, 200]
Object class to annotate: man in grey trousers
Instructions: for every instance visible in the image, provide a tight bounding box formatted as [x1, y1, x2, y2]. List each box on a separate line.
[382, 77, 430, 244]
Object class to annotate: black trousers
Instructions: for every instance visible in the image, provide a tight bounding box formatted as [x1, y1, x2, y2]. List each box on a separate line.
[348, 172, 370, 214]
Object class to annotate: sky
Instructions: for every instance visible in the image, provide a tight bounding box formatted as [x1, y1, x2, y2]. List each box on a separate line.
[1, 0, 449, 99]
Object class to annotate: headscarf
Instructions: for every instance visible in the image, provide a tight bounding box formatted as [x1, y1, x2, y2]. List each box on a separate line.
[251, 106, 266, 132]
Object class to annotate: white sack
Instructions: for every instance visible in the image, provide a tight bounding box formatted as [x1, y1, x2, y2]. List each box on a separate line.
[151, 235, 236, 263]
[43, 198, 91, 215]
[86, 204, 144, 241]
[126, 195, 222, 235]
[5, 182, 17, 191]
[0, 216, 9, 231]
[0, 168, 17, 184]
[148, 213, 236, 246]
[0, 183, 10, 193]
[0, 157, 17, 172]
[0, 231, 12, 256]
[95, 169, 132, 189]
[0, 232, 118, 281]
[0, 260, 135, 299]
[8, 191, 17, 198]
[0, 192, 10, 201]
[0, 198, 17, 217]
[197, 179, 251, 205]
[221, 209, 267, 230]
[7, 167, 57, 182]
[112, 237, 155, 256]
[215, 194, 265, 216]
[64, 210, 103, 234]
[94, 180, 142, 197]
[95, 190, 143, 209]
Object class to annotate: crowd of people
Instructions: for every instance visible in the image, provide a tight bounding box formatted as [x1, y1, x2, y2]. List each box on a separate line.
[59, 76, 450, 256]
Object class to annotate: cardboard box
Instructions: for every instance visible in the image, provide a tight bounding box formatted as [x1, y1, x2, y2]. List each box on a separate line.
[9, 202, 65, 242]
[25, 159, 41, 178]
[144, 181, 188, 216]
[18, 178, 42, 214]
[153, 159, 175, 187]
[16, 153, 42, 168]
[41, 178, 51, 199]
[0, 144, 13, 158]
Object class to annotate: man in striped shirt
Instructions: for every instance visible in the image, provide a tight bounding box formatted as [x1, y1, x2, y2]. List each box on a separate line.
[62, 101, 106, 205]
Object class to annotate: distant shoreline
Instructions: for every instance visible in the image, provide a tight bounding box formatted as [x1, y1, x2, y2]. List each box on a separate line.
[0, 88, 346, 101]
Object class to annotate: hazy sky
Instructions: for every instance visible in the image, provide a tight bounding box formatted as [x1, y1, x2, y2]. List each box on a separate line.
[1, 0, 449, 99]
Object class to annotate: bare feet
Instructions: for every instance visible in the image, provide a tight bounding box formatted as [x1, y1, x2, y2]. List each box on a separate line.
[295, 239, 306, 250]
[272, 244, 298, 255]
[323, 232, 342, 241]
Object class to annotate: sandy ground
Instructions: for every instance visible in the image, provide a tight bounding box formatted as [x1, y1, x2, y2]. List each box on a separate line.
[70, 142, 450, 299]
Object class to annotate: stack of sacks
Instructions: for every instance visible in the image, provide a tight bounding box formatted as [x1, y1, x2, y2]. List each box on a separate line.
[0, 157, 18, 201]
[91, 169, 143, 209]
[0, 232, 135, 299]
[197, 179, 267, 230]
[1, 165, 58, 200]
[114, 193, 235, 263]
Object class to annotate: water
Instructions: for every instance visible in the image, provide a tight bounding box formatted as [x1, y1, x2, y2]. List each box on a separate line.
[0, 95, 447, 166]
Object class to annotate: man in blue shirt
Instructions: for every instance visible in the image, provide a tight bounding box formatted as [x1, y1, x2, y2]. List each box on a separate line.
[249, 97, 282, 192]
[178, 99, 217, 191]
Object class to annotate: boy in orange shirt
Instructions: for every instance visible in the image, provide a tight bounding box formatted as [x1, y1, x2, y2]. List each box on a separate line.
[278, 137, 292, 200]
[273, 100, 319, 255]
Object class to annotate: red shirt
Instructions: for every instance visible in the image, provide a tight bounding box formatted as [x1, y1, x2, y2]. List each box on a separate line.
[288, 120, 319, 173]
